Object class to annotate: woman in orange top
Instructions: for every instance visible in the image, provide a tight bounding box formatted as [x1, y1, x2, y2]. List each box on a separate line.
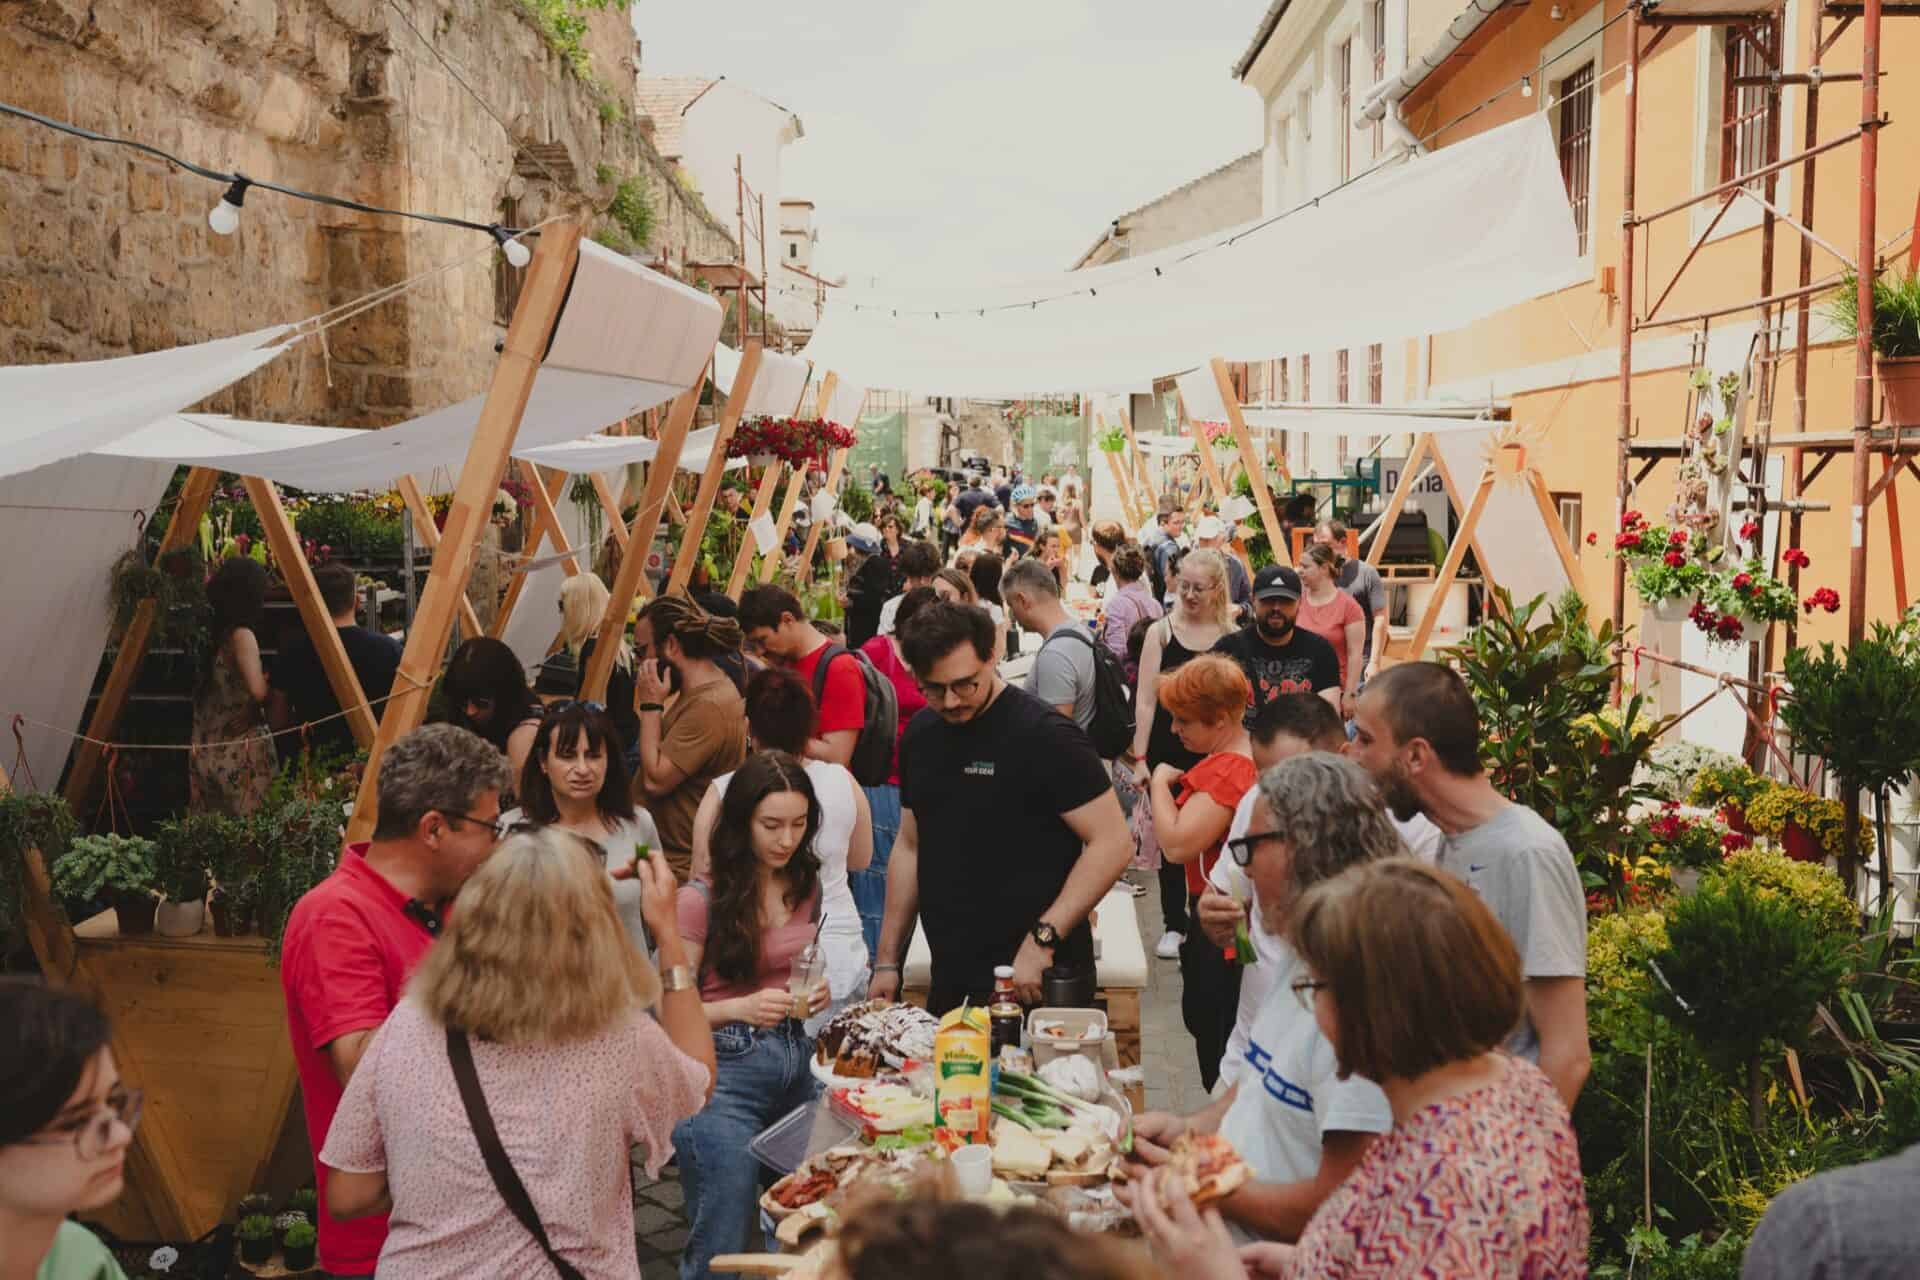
[1147, 655, 1257, 1092]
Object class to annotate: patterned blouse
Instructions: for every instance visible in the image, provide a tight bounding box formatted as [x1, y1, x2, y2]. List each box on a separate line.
[1289, 1056, 1589, 1279]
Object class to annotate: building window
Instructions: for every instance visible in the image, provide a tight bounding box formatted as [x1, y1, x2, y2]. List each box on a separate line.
[1337, 39, 1353, 183]
[1366, 343, 1383, 404]
[1370, 0, 1387, 158]
[1721, 23, 1775, 187]
[1301, 354, 1312, 401]
[1553, 492, 1584, 547]
[1279, 357, 1291, 402]
[789, 242, 798, 259]
[1300, 90, 1312, 141]
[493, 196, 523, 327]
[1556, 63, 1595, 256]
[1337, 349, 1351, 404]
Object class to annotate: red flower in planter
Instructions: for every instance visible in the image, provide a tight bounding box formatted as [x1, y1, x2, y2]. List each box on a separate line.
[1731, 572, 1753, 593]
[1622, 510, 1644, 530]
[1615, 531, 1643, 551]
[1585, 531, 1598, 545]
[1663, 550, 1687, 567]
[1783, 547, 1811, 569]
[1721, 830, 1751, 853]
[1802, 587, 1841, 614]
[1693, 608, 1719, 634]
[1715, 614, 1746, 640]
[1668, 530, 1688, 548]
[1739, 519, 1761, 544]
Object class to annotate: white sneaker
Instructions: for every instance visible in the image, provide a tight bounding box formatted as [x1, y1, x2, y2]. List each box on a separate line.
[1155, 931, 1183, 960]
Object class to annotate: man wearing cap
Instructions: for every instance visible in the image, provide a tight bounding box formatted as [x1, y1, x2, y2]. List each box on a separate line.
[1005, 485, 1042, 559]
[1212, 565, 1342, 723]
[1193, 514, 1251, 614]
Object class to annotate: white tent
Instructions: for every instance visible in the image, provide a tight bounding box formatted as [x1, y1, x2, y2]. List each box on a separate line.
[801, 115, 1577, 397]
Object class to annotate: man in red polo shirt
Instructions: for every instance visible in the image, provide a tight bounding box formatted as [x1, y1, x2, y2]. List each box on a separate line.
[739, 584, 867, 765]
[280, 724, 511, 1277]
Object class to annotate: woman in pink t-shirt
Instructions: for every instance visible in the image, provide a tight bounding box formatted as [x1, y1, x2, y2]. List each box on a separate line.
[320, 828, 714, 1280]
[1295, 543, 1366, 719]
[674, 751, 831, 1280]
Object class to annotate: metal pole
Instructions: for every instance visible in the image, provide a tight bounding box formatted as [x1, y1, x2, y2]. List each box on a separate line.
[1613, 2, 1642, 692]
[1786, 6, 1825, 655]
[1849, 0, 1881, 645]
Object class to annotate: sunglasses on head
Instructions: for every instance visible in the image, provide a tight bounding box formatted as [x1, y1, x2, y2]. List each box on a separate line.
[545, 699, 607, 716]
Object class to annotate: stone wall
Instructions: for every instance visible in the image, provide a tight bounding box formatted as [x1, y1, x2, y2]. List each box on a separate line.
[0, 0, 736, 432]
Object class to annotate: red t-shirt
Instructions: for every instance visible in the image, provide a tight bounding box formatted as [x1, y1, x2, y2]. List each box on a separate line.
[280, 844, 439, 1275]
[1296, 590, 1365, 691]
[859, 634, 928, 785]
[793, 640, 867, 740]
[1174, 752, 1259, 896]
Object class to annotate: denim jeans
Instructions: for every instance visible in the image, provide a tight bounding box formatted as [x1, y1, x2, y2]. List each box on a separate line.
[852, 783, 901, 961]
[672, 1019, 820, 1280]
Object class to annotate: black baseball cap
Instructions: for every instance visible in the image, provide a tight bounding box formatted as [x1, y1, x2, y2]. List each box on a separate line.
[1252, 565, 1302, 602]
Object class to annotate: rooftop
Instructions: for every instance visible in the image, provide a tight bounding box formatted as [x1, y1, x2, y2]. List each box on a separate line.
[633, 75, 806, 161]
[1069, 150, 1261, 269]
[1233, 0, 1296, 80]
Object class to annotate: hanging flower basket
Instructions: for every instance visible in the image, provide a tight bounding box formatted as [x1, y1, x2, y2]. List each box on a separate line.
[1690, 556, 1801, 646]
[728, 416, 858, 469]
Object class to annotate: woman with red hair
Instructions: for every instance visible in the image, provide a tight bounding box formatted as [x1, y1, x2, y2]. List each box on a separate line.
[1147, 654, 1257, 1091]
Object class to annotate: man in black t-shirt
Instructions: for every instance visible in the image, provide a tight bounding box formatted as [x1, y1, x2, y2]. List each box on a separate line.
[953, 475, 998, 528]
[268, 562, 402, 758]
[868, 601, 1130, 1012]
[1212, 565, 1342, 727]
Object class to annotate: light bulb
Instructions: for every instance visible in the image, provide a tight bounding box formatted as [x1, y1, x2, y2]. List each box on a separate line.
[207, 176, 250, 236]
[1521, 75, 1534, 99]
[492, 225, 531, 268]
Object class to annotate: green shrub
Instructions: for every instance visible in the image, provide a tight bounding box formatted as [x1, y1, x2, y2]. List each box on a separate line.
[607, 176, 655, 248]
[0, 792, 78, 943]
[1587, 908, 1670, 1050]
[150, 817, 212, 902]
[1882, 1070, 1920, 1151]
[1688, 762, 1770, 812]
[1830, 268, 1920, 358]
[1719, 845, 1857, 940]
[49, 834, 156, 902]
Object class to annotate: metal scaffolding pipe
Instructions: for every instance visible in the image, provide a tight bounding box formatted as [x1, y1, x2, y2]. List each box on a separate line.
[1613, 3, 1642, 695]
[1851, 0, 1883, 645]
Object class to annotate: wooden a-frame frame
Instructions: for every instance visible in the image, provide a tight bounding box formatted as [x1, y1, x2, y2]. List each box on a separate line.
[732, 371, 836, 596]
[668, 340, 764, 596]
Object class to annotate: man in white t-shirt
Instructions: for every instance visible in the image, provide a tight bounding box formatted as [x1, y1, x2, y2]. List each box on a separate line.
[1124, 751, 1407, 1243]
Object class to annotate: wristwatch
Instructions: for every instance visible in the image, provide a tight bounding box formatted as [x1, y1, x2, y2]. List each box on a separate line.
[660, 964, 698, 993]
[638, 702, 666, 713]
[1031, 921, 1060, 948]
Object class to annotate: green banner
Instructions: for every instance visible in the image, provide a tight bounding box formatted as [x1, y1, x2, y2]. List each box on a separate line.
[1022, 413, 1086, 482]
[844, 410, 907, 489]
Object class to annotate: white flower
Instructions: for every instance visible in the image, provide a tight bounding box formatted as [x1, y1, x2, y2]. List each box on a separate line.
[148, 1246, 179, 1273]
[274, 1210, 307, 1231]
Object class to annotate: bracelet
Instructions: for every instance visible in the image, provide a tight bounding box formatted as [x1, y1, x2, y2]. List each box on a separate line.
[638, 702, 665, 713]
[872, 963, 902, 974]
[660, 963, 698, 993]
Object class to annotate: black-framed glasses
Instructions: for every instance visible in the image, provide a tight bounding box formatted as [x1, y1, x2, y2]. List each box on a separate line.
[1225, 830, 1285, 867]
[914, 671, 986, 703]
[436, 810, 509, 840]
[20, 1085, 143, 1159]
[1290, 978, 1329, 1012]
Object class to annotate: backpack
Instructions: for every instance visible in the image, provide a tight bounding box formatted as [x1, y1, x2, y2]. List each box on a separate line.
[1039, 629, 1137, 760]
[810, 643, 901, 787]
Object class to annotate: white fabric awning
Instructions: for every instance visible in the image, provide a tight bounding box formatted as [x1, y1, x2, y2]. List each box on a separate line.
[1174, 366, 1498, 438]
[819, 378, 866, 427]
[713, 343, 813, 417]
[800, 116, 1577, 397]
[0, 326, 293, 481]
[516, 423, 743, 474]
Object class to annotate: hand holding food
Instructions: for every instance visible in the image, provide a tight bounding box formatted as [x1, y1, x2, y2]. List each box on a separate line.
[1195, 889, 1243, 951]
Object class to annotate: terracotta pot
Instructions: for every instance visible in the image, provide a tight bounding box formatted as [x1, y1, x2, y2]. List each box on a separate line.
[112, 892, 156, 936]
[1782, 819, 1824, 863]
[155, 897, 205, 938]
[1881, 353, 1920, 428]
[1720, 805, 1752, 836]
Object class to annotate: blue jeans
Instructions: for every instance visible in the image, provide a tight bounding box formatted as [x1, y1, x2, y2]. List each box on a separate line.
[853, 783, 901, 961]
[672, 1020, 820, 1280]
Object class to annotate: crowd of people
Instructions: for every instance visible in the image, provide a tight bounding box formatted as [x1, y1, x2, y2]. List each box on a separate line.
[10, 470, 1909, 1280]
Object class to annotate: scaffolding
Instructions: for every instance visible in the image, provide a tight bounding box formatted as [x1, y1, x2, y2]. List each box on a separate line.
[686, 154, 771, 348]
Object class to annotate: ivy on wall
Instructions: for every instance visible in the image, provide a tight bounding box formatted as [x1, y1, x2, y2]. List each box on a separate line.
[511, 0, 629, 85]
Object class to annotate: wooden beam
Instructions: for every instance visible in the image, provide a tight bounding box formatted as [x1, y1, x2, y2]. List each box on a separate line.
[65, 467, 218, 813]
[726, 461, 786, 597]
[347, 222, 583, 842]
[1118, 404, 1152, 494]
[242, 476, 375, 749]
[761, 468, 809, 584]
[490, 465, 577, 640]
[1212, 357, 1290, 570]
[592, 472, 629, 551]
[397, 476, 484, 641]
[1527, 466, 1588, 596]
[1423, 434, 1498, 595]
[1406, 468, 1495, 661]
[583, 373, 705, 701]
[1365, 434, 1433, 568]
[669, 340, 763, 595]
[794, 448, 849, 581]
[1104, 446, 1141, 531]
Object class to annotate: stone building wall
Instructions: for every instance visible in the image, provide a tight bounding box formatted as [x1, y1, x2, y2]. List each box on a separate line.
[0, 0, 737, 433]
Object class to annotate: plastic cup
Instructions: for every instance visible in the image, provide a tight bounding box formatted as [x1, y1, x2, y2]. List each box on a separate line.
[949, 1143, 993, 1196]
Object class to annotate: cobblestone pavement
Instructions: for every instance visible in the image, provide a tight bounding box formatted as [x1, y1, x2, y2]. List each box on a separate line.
[628, 873, 1203, 1272]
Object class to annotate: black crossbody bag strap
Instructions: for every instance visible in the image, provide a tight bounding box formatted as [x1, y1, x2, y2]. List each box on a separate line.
[446, 1027, 586, 1280]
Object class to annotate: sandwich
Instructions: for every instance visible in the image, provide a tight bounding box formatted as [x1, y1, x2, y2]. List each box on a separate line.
[1161, 1132, 1250, 1206]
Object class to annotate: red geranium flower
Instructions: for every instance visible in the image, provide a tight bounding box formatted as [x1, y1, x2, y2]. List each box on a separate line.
[1693, 608, 1719, 633]
[1783, 547, 1811, 569]
[1739, 519, 1760, 543]
[1731, 572, 1753, 592]
[1716, 614, 1747, 640]
[1663, 550, 1686, 567]
[1802, 587, 1841, 614]
[1668, 530, 1688, 548]
[1585, 531, 1598, 546]
[1615, 531, 1643, 550]
[1622, 510, 1644, 530]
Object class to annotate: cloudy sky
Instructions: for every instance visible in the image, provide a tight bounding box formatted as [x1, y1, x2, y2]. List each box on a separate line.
[634, 0, 1265, 284]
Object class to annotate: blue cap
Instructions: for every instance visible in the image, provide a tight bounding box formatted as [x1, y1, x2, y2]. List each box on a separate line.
[1012, 484, 1038, 504]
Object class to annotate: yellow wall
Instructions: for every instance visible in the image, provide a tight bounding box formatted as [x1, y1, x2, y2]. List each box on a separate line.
[1402, 0, 1920, 647]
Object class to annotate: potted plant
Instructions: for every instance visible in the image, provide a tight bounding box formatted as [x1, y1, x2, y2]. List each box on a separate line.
[1693, 557, 1799, 644]
[1639, 802, 1727, 893]
[286, 1187, 318, 1219]
[258, 797, 347, 958]
[0, 792, 79, 947]
[1831, 268, 1920, 426]
[1095, 424, 1127, 453]
[150, 817, 211, 938]
[1744, 783, 1849, 864]
[49, 833, 158, 935]
[235, 1213, 275, 1265]
[281, 1220, 317, 1271]
[199, 814, 257, 936]
[1688, 761, 1769, 833]
[1612, 511, 1717, 622]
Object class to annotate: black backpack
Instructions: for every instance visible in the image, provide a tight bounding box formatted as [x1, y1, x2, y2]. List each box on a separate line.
[1039, 629, 1136, 759]
[809, 643, 901, 786]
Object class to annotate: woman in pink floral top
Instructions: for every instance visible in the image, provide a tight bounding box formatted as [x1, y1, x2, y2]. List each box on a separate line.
[1134, 858, 1588, 1280]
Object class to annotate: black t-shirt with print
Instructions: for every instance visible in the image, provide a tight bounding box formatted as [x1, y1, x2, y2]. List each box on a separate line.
[1211, 624, 1342, 725]
[900, 684, 1111, 1010]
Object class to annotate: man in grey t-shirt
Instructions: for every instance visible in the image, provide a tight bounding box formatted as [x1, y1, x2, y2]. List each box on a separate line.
[1315, 521, 1389, 681]
[1347, 661, 1591, 1107]
[1002, 558, 1097, 731]
[1741, 1143, 1920, 1279]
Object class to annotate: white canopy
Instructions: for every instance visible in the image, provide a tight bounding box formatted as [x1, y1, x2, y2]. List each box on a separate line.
[801, 115, 1577, 397]
[0, 326, 294, 481]
[712, 342, 814, 417]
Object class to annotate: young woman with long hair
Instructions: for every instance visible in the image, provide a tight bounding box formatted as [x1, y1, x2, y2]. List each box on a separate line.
[506, 700, 661, 952]
[437, 636, 543, 790]
[673, 752, 830, 1278]
[322, 830, 713, 1279]
[190, 554, 276, 816]
[1295, 543, 1365, 720]
[933, 566, 1007, 663]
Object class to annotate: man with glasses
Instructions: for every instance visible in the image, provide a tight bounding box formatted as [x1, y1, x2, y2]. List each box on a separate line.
[280, 724, 511, 1278]
[1124, 753, 1398, 1244]
[867, 601, 1129, 1011]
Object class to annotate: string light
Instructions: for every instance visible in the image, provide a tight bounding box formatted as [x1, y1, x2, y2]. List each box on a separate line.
[206, 176, 249, 236]
[1521, 75, 1534, 98]
[491, 225, 532, 269]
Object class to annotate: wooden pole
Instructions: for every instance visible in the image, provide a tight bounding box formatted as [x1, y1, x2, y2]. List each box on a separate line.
[582, 373, 705, 701]
[396, 476, 484, 641]
[669, 340, 764, 596]
[592, 472, 629, 552]
[1406, 468, 1495, 661]
[761, 469, 809, 584]
[1104, 447, 1140, 531]
[490, 465, 577, 640]
[1118, 405, 1152, 494]
[1527, 466, 1588, 595]
[726, 461, 785, 597]
[243, 476, 375, 748]
[795, 448, 850, 581]
[346, 222, 584, 842]
[1365, 434, 1433, 567]
[64, 467, 218, 812]
[1211, 357, 1291, 569]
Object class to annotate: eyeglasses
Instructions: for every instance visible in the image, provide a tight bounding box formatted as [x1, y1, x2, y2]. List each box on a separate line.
[436, 810, 509, 840]
[914, 671, 986, 703]
[545, 699, 606, 716]
[20, 1085, 143, 1160]
[1290, 977, 1329, 1012]
[1176, 581, 1212, 597]
[1225, 830, 1285, 867]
